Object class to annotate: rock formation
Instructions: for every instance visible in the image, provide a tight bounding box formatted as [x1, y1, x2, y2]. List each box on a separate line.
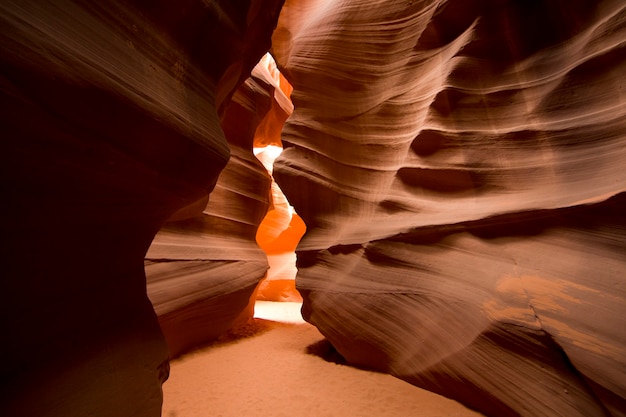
[272, 1, 626, 416]
[3, 0, 626, 416]
[255, 143, 306, 302]
[0, 0, 283, 415]
[145, 53, 296, 358]
[250, 54, 305, 302]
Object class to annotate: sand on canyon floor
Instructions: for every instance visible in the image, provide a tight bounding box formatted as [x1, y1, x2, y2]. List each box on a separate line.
[161, 301, 485, 417]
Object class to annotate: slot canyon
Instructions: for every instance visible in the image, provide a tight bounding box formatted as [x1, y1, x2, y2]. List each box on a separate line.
[1, 1, 625, 416]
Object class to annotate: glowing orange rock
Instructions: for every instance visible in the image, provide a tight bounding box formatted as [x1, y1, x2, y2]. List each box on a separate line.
[254, 145, 306, 302]
[250, 54, 305, 302]
[256, 211, 306, 302]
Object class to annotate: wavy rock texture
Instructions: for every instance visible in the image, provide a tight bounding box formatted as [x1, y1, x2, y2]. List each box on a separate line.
[145, 56, 293, 357]
[0, 0, 283, 416]
[272, 1, 626, 416]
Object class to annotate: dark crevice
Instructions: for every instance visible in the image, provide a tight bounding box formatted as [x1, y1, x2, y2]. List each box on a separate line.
[537, 328, 614, 417]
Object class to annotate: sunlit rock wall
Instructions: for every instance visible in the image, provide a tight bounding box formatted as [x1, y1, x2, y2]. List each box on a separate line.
[145, 55, 293, 358]
[272, 1, 626, 416]
[252, 54, 305, 302]
[0, 0, 283, 415]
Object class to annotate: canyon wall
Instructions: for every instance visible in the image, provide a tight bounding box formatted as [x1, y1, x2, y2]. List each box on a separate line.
[2, 1, 625, 416]
[145, 54, 295, 358]
[272, 1, 626, 416]
[0, 1, 283, 415]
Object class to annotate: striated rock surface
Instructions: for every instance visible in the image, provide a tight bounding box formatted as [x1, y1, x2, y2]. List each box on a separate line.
[273, 1, 626, 416]
[0, 0, 283, 415]
[145, 55, 291, 357]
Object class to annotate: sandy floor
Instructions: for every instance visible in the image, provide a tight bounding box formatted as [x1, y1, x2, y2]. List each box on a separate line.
[162, 302, 484, 417]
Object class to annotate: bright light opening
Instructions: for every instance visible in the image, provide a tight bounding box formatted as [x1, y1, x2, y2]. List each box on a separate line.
[253, 300, 306, 324]
[249, 53, 306, 322]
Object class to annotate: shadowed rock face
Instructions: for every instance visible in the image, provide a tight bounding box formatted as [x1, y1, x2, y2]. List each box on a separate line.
[0, 0, 283, 415]
[272, 1, 626, 416]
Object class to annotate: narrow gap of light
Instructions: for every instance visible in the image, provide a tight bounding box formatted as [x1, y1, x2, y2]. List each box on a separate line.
[251, 53, 305, 324]
[253, 300, 305, 324]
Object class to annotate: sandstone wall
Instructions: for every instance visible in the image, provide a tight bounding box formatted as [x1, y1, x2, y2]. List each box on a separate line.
[3, 1, 625, 416]
[272, 1, 626, 416]
[145, 55, 294, 358]
[0, 1, 283, 415]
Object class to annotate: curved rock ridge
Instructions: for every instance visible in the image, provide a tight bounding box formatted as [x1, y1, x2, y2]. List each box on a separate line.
[145, 52, 300, 357]
[0, 0, 283, 415]
[272, 1, 626, 416]
[274, 0, 626, 250]
[144, 148, 271, 357]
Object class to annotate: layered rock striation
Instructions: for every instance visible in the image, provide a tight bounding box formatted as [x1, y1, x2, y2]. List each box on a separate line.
[3, 0, 625, 416]
[272, 1, 626, 416]
[145, 53, 295, 357]
[0, 0, 283, 415]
